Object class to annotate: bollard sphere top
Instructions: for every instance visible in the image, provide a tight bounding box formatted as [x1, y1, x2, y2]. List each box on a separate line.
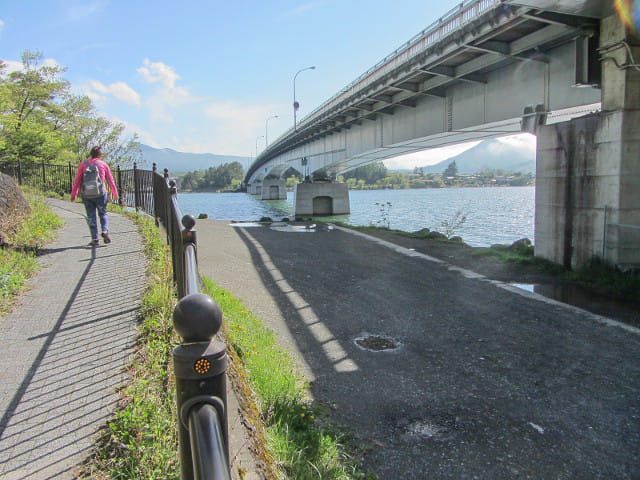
[182, 214, 196, 230]
[173, 292, 223, 342]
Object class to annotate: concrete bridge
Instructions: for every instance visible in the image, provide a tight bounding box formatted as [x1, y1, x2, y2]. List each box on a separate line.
[245, 0, 639, 270]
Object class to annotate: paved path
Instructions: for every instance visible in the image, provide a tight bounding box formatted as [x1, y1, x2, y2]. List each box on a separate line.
[0, 199, 145, 479]
[195, 219, 640, 480]
[0, 199, 260, 480]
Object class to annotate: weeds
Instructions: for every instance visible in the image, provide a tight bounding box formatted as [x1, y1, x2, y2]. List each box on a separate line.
[374, 202, 392, 229]
[0, 189, 64, 315]
[440, 208, 467, 239]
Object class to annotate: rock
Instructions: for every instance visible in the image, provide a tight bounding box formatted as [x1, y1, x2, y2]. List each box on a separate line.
[449, 236, 464, 243]
[0, 173, 31, 242]
[427, 231, 447, 241]
[198, 213, 208, 219]
[511, 238, 533, 252]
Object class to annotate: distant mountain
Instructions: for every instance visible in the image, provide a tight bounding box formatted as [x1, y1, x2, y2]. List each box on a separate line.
[139, 144, 250, 174]
[405, 139, 536, 175]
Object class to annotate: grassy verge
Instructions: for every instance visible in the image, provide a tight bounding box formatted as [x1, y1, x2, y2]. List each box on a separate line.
[0, 188, 64, 316]
[81, 208, 181, 479]
[203, 278, 370, 479]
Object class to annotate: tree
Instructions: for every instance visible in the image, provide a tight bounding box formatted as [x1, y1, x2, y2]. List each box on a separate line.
[343, 162, 389, 185]
[0, 50, 72, 162]
[443, 160, 458, 178]
[0, 49, 142, 167]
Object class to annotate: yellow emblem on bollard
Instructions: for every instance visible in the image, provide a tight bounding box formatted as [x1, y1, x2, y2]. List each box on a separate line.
[194, 358, 211, 374]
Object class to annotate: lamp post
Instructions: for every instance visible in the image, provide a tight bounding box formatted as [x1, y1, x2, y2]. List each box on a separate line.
[293, 66, 316, 130]
[265, 115, 278, 148]
[255, 135, 264, 158]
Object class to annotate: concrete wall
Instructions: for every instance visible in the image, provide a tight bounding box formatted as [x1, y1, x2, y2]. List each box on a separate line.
[294, 183, 350, 216]
[261, 178, 287, 200]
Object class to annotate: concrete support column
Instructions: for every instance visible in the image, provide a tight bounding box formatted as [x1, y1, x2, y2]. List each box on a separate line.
[535, 14, 640, 269]
[261, 178, 287, 200]
[293, 182, 350, 216]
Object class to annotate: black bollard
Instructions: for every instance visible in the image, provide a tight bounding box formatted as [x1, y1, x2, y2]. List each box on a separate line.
[173, 292, 229, 480]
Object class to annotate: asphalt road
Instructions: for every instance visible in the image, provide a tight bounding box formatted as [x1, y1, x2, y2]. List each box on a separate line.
[196, 220, 640, 480]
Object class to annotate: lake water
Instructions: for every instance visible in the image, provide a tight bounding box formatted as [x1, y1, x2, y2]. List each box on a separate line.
[177, 186, 535, 248]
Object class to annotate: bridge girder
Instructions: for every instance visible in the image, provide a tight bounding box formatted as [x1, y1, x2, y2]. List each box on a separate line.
[246, 0, 602, 185]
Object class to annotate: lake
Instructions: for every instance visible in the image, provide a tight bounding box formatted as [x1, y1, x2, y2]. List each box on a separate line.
[176, 186, 535, 248]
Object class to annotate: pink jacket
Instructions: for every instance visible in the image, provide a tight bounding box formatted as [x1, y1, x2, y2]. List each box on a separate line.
[70, 158, 119, 202]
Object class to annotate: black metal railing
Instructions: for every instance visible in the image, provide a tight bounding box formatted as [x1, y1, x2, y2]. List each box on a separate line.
[1, 158, 230, 479]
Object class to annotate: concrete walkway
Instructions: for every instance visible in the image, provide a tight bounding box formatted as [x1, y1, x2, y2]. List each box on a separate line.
[0, 200, 259, 480]
[195, 219, 640, 480]
[0, 199, 145, 479]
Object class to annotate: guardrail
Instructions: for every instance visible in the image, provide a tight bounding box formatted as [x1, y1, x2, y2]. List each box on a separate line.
[1, 159, 231, 479]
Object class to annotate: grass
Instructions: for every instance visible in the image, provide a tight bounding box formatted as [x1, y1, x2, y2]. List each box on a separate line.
[203, 278, 370, 480]
[0, 188, 64, 315]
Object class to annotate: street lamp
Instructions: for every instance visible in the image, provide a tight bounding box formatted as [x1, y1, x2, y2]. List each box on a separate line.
[265, 115, 278, 148]
[255, 135, 264, 158]
[293, 66, 316, 130]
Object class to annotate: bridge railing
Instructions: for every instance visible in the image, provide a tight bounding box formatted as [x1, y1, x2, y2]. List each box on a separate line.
[295, 0, 501, 132]
[1, 158, 231, 480]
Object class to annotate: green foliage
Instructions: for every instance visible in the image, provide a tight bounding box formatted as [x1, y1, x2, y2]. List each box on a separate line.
[8, 189, 64, 250]
[203, 279, 368, 479]
[0, 249, 38, 315]
[569, 258, 640, 304]
[0, 188, 63, 316]
[342, 162, 389, 186]
[0, 50, 141, 167]
[177, 162, 244, 191]
[442, 160, 458, 179]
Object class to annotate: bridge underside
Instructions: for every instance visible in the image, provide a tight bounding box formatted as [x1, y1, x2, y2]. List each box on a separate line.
[246, 2, 639, 268]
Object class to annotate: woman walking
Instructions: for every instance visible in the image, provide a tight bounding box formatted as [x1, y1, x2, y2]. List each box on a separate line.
[70, 146, 119, 246]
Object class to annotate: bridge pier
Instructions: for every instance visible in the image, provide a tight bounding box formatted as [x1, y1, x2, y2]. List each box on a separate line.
[261, 178, 287, 200]
[248, 183, 261, 195]
[294, 182, 350, 216]
[535, 13, 640, 270]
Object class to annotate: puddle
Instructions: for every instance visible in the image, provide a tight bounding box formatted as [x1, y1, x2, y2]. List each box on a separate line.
[354, 334, 401, 352]
[229, 222, 264, 227]
[511, 283, 639, 328]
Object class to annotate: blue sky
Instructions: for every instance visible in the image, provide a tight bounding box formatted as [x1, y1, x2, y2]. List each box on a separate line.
[0, 0, 535, 168]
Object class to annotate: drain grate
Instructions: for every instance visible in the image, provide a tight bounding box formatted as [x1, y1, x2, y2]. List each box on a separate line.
[354, 334, 400, 352]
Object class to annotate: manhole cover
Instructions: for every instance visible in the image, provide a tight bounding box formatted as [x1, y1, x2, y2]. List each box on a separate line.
[354, 334, 400, 352]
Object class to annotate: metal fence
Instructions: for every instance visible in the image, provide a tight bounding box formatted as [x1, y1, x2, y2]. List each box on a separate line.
[1, 159, 230, 479]
[602, 205, 640, 267]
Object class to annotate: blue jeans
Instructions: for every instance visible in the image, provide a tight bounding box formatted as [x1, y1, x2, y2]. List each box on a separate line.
[83, 194, 108, 241]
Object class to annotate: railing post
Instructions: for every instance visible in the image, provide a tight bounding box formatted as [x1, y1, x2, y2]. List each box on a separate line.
[602, 205, 608, 262]
[68, 162, 74, 193]
[133, 162, 140, 211]
[17, 159, 23, 185]
[172, 292, 229, 480]
[42, 159, 46, 190]
[117, 165, 123, 206]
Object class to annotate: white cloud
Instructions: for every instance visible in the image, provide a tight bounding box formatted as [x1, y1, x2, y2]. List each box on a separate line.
[84, 80, 141, 106]
[202, 100, 286, 155]
[282, 2, 324, 17]
[1, 59, 24, 74]
[0, 19, 5, 35]
[66, 1, 107, 22]
[137, 59, 180, 88]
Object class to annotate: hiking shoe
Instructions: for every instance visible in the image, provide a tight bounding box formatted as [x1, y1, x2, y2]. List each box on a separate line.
[89, 239, 99, 246]
[102, 232, 111, 244]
